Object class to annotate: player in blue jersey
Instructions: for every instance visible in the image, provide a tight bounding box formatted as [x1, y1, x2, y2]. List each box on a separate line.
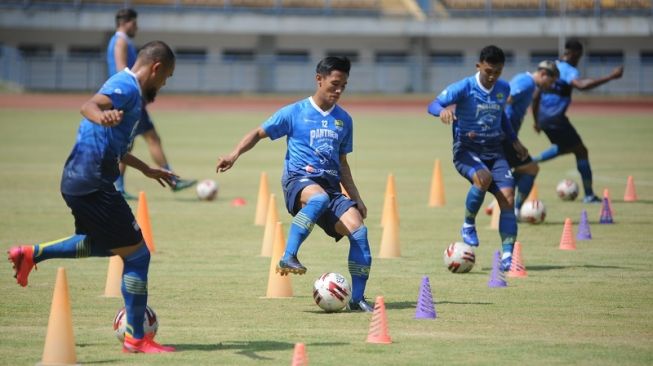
[428, 45, 528, 271]
[8, 41, 177, 353]
[533, 39, 623, 203]
[108, 8, 196, 200]
[486, 60, 559, 218]
[216, 57, 373, 312]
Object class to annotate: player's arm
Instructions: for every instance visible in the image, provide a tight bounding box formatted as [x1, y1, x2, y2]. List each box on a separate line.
[339, 154, 367, 219]
[501, 111, 528, 160]
[572, 65, 623, 91]
[216, 127, 268, 173]
[114, 36, 129, 71]
[80, 94, 124, 127]
[121, 153, 178, 188]
[427, 98, 456, 125]
[531, 88, 541, 134]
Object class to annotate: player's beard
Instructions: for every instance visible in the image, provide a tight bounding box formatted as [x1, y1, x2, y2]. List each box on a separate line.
[144, 87, 157, 104]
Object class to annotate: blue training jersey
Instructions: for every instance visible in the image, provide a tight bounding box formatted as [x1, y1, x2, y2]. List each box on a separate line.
[538, 60, 579, 124]
[106, 32, 138, 77]
[262, 97, 353, 189]
[505, 72, 537, 134]
[435, 72, 511, 155]
[61, 69, 143, 195]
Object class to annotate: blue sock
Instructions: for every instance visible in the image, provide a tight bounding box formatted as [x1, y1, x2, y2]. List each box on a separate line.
[33, 235, 111, 264]
[499, 211, 518, 256]
[464, 185, 486, 225]
[514, 173, 536, 210]
[115, 175, 125, 192]
[122, 244, 150, 340]
[283, 193, 330, 258]
[347, 225, 371, 303]
[534, 144, 559, 162]
[577, 159, 594, 197]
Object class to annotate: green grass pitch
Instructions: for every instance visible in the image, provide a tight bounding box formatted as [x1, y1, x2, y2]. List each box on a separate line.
[0, 103, 652, 365]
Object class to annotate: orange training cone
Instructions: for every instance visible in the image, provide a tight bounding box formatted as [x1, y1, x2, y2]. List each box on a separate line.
[102, 255, 123, 297]
[507, 242, 527, 278]
[379, 195, 400, 258]
[525, 182, 539, 202]
[137, 191, 155, 253]
[291, 342, 308, 366]
[624, 176, 637, 202]
[489, 199, 500, 230]
[40, 267, 78, 366]
[559, 218, 576, 250]
[261, 194, 279, 257]
[366, 296, 392, 344]
[381, 174, 398, 227]
[428, 159, 446, 207]
[255, 172, 270, 226]
[266, 222, 293, 298]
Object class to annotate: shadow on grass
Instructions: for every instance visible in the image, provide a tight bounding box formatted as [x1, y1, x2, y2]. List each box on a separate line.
[80, 360, 121, 365]
[528, 264, 627, 271]
[171, 340, 347, 360]
[385, 300, 492, 309]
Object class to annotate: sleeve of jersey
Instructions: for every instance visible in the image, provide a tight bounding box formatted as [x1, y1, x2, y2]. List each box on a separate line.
[98, 78, 133, 111]
[261, 107, 291, 141]
[340, 119, 353, 154]
[427, 81, 464, 117]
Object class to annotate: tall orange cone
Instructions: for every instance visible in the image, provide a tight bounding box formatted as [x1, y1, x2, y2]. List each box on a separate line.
[559, 218, 576, 250]
[255, 172, 270, 226]
[379, 195, 400, 258]
[266, 222, 293, 298]
[260, 193, 279, 257]
[40, 267, 78, 366]
[291, 343, 308, 366]
[102, 255, 123, 297]
[381, 174, 398, 227]
[488, 199, 500, 230]
[624, 175, 637, 202]
[366, 296, 392, 344]
[137, 191, 155, 253]
[525, 182, 539, 202]
[428, 159, 446, 207]
[507, 242, 527, 278]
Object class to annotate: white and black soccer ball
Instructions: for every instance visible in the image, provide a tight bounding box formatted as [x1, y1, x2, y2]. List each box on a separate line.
[556, 179, 579, 201]
[520, 200, 547, 224]
[113, 305, 159, 343]
[313, 272, 352, 312]
[443, 242, 476, 273]
[196, 179, 218, 201]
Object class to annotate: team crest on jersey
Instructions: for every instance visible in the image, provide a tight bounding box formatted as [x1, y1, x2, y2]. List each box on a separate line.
[335, 119, 344, 128]
[496, 92, 504, 101]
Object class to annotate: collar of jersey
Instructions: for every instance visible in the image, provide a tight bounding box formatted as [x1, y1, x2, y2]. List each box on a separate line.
[308, 96, 335, 117]
[123, 68, 142, 96]
[475, 72, 494, 94]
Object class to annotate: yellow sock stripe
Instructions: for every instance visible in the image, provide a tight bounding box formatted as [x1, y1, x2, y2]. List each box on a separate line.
[348, 261, 370, 277]
[293, 212, 315, 231]
[35, 236, 75, 257]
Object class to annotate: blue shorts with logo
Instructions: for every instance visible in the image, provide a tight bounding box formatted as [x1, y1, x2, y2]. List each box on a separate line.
[282, 175, 357, 241]
[453, 143, 514, 193]
[62, 189, 143, 250]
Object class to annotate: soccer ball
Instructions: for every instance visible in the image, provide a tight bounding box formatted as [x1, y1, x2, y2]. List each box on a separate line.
[519, 200, 547, 224]
[113, 305, 159, 343]
[196, 179, 218, 201]
[556, 179, 579, 201]
[312, 272, 352, 312]
[443, 242, 476, 273]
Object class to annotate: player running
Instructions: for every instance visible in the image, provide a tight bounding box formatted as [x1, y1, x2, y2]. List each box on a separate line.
[8, 41, 177, 353]
[108, 8, 196, 199]
[216, 56, 373, 312]
[428, 45, 528, 271]
[532, 39, 624, 203]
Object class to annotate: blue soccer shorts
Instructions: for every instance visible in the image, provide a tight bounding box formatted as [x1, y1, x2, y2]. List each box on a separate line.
[453, 146, 515, 194]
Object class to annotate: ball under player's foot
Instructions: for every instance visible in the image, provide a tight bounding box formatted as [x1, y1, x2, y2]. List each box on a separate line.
[460, 225, 480, 247]
[123, 334, 175, 353]
[170, 178, 197, 193]
[7, 245, 36, 287]
[582, 195, 602, 203]
[347, 297, 374, 313]
[276, 254, 307, 276]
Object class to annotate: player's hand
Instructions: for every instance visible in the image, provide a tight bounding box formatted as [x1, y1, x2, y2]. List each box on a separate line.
[356, 200, 368, 220]
[440, 110, 456, 125]
[610, 65, 624, 80]
[216, 153, 237, 173]
[99, 110, 123, 127]
[513, 140, 529, 161]
[143, 167, 178, 188]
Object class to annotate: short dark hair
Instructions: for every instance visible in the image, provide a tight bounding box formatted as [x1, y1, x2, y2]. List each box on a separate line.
[565, 39, 584, 53]
[537, 60, 559, 78]
[479, 45, 505, 65]
[137, 41, 175, 68]
[115, 8, 138, 27]
[316, 56, 351, 76]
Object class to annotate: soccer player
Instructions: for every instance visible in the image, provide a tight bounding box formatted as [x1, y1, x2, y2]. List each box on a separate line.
[533, 39, 624, 203]
[108, 8, 196, 200]
[428, 45, 528, 271]
[487, 60, 559, 218]
[216, 57, 373, 312]
[8, 41, 177, 353]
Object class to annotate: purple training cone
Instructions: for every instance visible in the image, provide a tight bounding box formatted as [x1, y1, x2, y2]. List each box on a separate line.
[415, 276, 436, 319]
[599, 197, 614, 224]
[488, 250, 507, 288]
[577, 209, 592, 240]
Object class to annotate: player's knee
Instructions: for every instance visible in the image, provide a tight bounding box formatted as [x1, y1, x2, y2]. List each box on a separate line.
[123, 244, 151, 271]
[474, 171, 492, 191]
[307, 193, 330, 213]
[525, 162, 539, 176]
[574, 144, 588, 159]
